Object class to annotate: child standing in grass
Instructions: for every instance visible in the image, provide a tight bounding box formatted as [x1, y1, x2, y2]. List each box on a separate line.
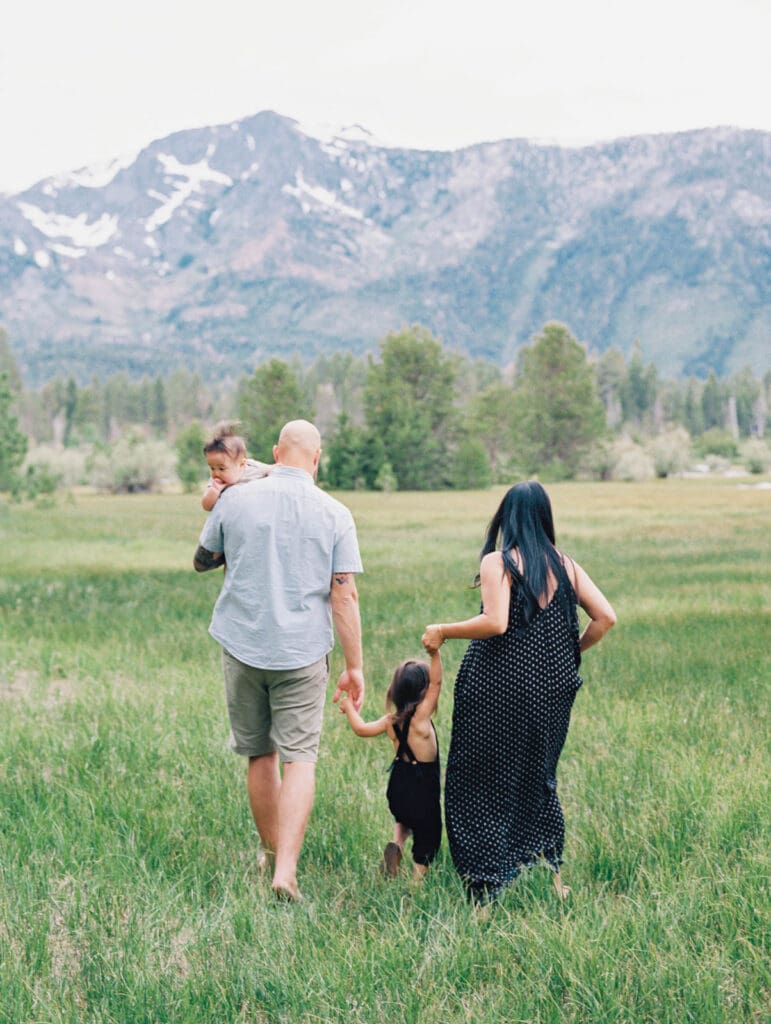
[339, 645, 442, 880]
[201, 422, 271, 512]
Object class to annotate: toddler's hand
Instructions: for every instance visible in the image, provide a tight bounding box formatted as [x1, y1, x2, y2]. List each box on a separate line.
[422, 625, 443, 652]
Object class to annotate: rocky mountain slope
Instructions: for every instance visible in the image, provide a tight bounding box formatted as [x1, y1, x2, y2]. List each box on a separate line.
[1, 112, 768, 384]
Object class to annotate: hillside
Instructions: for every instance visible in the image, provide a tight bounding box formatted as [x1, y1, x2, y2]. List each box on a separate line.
[1, 112, 768, 383]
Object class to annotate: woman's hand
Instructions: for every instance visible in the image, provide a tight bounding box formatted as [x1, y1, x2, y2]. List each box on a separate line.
[422, 625, 443, 652]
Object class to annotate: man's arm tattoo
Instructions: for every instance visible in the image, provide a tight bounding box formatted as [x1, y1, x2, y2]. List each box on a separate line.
[334, 573, 351, 586]
[193, 545, 226, 573]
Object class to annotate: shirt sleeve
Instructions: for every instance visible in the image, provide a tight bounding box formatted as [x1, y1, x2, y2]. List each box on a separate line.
[198, 506, 224, 554]
[332, 513, 364, 574]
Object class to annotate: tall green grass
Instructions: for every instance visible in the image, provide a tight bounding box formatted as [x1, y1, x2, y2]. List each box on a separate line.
[0, 480, 768, 1022]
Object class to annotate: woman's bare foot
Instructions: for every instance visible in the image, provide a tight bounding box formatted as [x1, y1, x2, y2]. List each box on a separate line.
[552, 872, 571, 899]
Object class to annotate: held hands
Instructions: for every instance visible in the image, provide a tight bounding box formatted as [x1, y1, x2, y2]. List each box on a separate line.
[422, 625, 444, 653]
[332, 667, 365, 713]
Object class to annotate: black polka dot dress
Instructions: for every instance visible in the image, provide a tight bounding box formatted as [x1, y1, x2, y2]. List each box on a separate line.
[445, 573, 583, 900]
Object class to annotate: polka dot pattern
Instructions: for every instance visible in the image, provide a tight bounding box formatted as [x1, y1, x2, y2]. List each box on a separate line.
[445, 576, 583, 899]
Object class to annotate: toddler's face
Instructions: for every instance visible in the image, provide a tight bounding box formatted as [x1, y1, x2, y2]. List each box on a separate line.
[206, 452, 245, 487]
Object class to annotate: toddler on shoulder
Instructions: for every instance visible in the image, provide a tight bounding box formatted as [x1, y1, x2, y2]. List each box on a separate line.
[201, 421, 271, 512]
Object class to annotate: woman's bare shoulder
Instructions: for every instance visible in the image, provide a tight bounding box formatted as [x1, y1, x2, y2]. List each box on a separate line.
[556, 549, 579, 586]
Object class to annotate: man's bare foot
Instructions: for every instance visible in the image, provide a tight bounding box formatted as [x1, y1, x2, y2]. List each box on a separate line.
[272, 881, 303, 903]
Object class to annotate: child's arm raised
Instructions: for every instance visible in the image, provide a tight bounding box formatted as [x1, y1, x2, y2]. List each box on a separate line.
[412, 649, 442, 725]
[339, 694, 390, 738]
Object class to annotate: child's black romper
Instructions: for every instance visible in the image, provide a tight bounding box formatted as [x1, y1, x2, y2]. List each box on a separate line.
[386, 717, 442, 865]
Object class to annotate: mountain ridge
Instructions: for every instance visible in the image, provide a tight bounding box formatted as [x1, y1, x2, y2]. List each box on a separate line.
[1, 112, 768, 384]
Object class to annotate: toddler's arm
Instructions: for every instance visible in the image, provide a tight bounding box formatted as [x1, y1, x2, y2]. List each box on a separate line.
[412, 648, 442, 724]
[339, 694, 390, 738]
[201, 478, 225, 511]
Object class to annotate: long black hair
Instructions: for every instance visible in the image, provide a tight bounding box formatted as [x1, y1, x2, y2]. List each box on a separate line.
[385, 660, 430, 730]
[478, 481, 573, 625]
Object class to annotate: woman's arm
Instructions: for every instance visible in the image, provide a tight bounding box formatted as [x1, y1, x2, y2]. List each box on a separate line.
[422, 551, 511, 649]
[571, 561, 617, 652]
[339, 696, 390, 738]
[412, 649, 443, 724]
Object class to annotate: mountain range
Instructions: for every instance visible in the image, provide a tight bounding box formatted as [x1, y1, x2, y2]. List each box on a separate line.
[1, 111, 769, 385]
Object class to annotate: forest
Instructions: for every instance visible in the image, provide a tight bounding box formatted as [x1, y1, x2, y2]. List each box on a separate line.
[1, 321, 769, 498]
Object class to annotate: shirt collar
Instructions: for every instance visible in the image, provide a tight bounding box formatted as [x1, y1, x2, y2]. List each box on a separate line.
[272, 465, 315, 484]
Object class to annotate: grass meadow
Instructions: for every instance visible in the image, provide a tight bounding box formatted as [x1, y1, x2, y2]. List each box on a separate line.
[0, 479, 768, 1023]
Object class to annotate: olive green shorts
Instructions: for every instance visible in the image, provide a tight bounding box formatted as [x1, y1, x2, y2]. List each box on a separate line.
[222, 649, 329, 763]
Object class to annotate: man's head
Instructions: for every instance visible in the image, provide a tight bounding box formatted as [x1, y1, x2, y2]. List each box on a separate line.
[274, 420, 322, 477]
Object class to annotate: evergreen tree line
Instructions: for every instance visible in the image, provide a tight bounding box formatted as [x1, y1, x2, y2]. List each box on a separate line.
[1, 322, 769, 496]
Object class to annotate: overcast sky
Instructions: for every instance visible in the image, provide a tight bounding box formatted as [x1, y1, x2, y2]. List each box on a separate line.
[2, 0, 769, 194]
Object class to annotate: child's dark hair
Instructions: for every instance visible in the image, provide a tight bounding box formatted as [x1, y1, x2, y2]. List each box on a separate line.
[385, 660, 431, 729]
[203, 421, 247, 460]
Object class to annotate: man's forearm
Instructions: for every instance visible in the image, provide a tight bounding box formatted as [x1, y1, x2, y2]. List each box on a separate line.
[330, 575, 363, 670]
[193, 545, 225, 573]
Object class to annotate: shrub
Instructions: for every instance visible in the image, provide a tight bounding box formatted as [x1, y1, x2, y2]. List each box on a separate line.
[87, 433, 177, 493]
[373, 460, 397, 492]
[10, 463, 61, 501]
[609, 438, 656, 482]
[175, 422, 208, 492]
[694, 428, 739, 460]
[646, 428, 692, 478]
[23, 444, 90, 488]
[742, 439, 770, 474]
[579, 439, 615, 480]
[449, 439, 492, 490]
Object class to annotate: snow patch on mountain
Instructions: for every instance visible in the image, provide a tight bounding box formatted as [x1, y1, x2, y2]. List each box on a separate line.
[49, 243, 86, 259]
[296, 119, 378, 151]
[18, 202, 119, 247]
[51, 152, 139, 190]
[282, 170, 364, 220]
[145, 154, 233, 232]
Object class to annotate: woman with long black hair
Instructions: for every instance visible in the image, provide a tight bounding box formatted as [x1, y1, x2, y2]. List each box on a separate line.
[422, 481, 615, 903]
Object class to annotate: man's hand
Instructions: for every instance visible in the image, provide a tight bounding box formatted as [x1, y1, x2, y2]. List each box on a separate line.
[332, 667, 365, 712]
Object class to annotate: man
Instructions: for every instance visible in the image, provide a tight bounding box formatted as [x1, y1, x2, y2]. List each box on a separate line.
[194, 419, 364, 901]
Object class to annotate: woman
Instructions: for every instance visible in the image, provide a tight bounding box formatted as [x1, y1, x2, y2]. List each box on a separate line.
[422, 481, 615, 903]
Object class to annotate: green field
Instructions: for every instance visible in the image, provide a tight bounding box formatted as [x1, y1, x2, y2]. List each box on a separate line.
[0, 480, 768, 1023]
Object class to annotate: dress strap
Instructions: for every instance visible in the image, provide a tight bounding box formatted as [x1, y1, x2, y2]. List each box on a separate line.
[392, 717, 418, 764]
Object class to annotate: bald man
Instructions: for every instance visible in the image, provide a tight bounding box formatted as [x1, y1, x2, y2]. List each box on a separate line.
[194, 419, 364, 901]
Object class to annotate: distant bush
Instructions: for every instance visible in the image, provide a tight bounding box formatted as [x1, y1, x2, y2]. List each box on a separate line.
[10, 463, 61, 502]
[373, 460, 397, 492]
[646, 428, 692, 478]
[705, 454, 731, 473]
[87, 433, 177, 493]
[449, 439, 492, 490]
[694, 428, 739, 460]
[579, 439, 615, 481]
[742, 439, 770, 474]
[175, 421, 207, 492]
[609, 438, 656, 481]
[23, 444, 90, 488]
